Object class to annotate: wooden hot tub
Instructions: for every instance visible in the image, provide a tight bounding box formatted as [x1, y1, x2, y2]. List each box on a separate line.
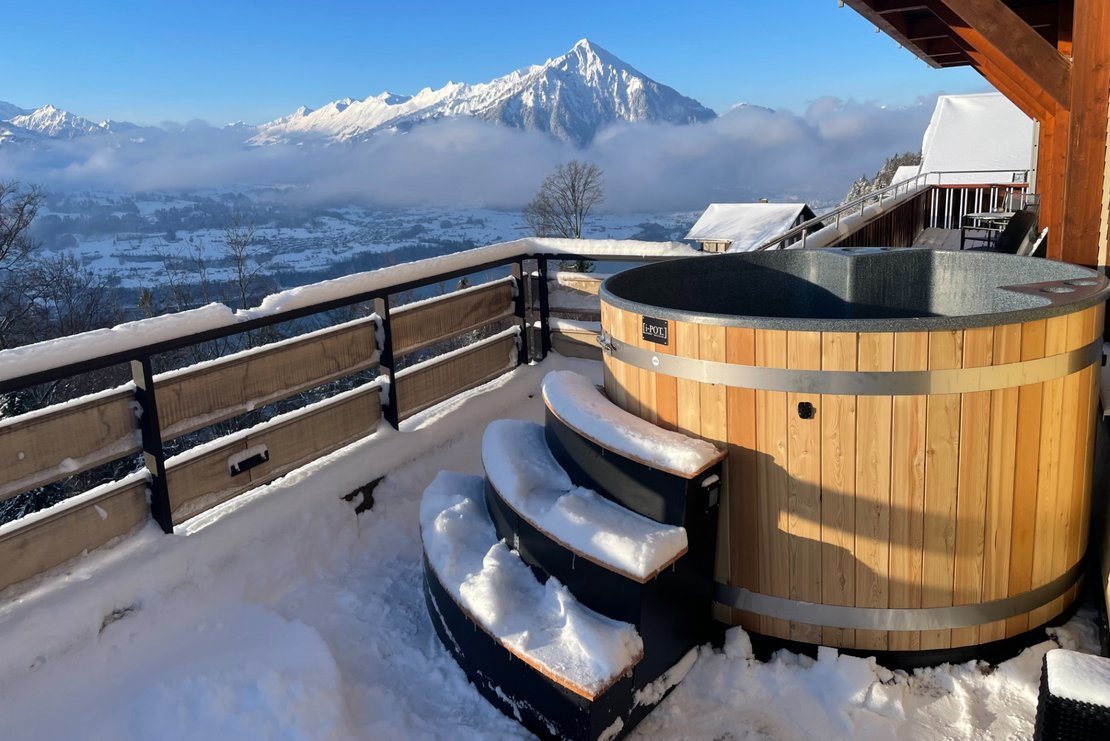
[598, 247, 1109, 658]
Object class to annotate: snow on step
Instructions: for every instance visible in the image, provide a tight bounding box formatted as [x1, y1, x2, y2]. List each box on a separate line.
[420, 471, 643, 698]
[542, 370, 722, 477]
[482, 420, 688, 580]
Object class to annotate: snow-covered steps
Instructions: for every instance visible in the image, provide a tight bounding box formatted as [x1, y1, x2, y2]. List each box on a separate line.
[541, 370, 725, 526]
[482, 419, 688, 582]
[420, 471, 644, 740]
[482, 417, 714, 692]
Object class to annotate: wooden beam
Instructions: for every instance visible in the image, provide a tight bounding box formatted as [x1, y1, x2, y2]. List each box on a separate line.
[964, 44, 1055, 121]
[1040, 111, 1070, 260]
[1059, 0, 1110, 267]
[937, 0, 1072, 110]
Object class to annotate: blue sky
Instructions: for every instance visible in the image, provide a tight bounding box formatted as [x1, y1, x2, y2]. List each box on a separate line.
[1, 0, 990, 125]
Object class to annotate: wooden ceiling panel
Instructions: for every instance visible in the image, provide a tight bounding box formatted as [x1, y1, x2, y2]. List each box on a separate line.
[842, 0, 1064, 69]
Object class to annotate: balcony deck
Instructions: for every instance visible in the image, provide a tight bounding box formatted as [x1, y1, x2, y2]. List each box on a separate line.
[0, 350, 1099, 740]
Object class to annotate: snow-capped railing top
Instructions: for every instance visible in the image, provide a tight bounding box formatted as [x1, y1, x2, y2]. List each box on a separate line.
[0, 238, 698, 388]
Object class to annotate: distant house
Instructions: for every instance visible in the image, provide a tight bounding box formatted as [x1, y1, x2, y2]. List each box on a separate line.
[685, 202, 821, 252]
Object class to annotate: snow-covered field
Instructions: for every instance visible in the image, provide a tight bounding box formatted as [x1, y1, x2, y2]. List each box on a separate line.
[34, 190, 699, 291]
[0, 354, 1100, 740]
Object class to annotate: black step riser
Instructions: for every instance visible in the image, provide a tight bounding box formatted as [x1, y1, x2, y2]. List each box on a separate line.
[484, 481, 716, 684]
[423, 555, 633, 741]
[544, 408, 720, 528]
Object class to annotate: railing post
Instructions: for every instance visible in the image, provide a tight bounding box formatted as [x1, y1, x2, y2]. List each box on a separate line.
[373, 296, 400, 429]
[131, 356, 173, 534]
[537, 257, 551, 360]
[511, 260, 531, 365]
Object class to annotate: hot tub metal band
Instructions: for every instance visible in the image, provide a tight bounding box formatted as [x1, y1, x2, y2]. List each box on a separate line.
[597, 332, 1102, 396]
[714, 557, 1083, 631]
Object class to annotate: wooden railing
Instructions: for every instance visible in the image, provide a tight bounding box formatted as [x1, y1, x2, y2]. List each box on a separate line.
[0, 239, 695, 593]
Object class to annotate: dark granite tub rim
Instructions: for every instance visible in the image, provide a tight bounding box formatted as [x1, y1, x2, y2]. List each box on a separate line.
[599, 249, 1110, 332]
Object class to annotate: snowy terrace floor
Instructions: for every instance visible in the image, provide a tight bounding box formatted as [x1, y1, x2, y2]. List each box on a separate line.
[0, 352, 1102, 741]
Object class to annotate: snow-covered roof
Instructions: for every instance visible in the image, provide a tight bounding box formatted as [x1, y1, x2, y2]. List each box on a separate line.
[919, 93, 1035, 184]
[892, 164, 921, 184]
[684, 203, 814, 251]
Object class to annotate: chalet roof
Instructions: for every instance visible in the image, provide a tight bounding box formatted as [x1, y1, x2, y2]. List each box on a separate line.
[685, 203, 815, 251]
[891, 164, 920, 184]
[919, 93, 1034, 183]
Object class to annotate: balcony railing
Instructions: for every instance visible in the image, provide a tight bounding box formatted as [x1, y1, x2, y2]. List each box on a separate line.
[752, 169, 1031, 251]
[0, 239, 697, 593]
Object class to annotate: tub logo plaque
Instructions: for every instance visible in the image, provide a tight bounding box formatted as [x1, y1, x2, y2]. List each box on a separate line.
[642, 316, 669, 345]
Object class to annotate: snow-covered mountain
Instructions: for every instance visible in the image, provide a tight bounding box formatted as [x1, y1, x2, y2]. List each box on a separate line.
[253, 39, 716, 146]
[8, 104, 105, 139]
[1, 40, 717, 150]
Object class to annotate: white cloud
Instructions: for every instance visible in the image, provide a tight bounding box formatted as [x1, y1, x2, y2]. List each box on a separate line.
[0, 96, 935, 210]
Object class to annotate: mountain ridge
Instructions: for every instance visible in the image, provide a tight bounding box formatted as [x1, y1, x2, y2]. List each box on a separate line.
[253, 39, 716, 146]
[0, 40, 719, 148]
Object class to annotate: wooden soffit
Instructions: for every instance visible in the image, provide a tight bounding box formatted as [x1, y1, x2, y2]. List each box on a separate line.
[843, 1, 1073, 111]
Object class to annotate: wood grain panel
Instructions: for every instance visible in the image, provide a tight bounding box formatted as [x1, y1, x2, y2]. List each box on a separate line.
[889, 331, 928, 651]
[1007, 318, 1046, 636]
[158, 317, 379, 440]
[168, 384, 382, 521]
[549, 327, 601, 360]
[921, 329, 962, 650]
[756, 329, 790, 639]
[979, 322, 1021, 643]
[726, 326, 759, 630]
[601, 302, 619, 405]
[653, 319, 678, 432]
[1077, 306, 1104, 565]
[1028, 315, 1069, 628]
[0, 477, 149, 592]
[855, 332, 893, 650]
[786, 330, 822, 643]
[1057, 309, 1093, 612]
[951, 326, 992, 648]
[395, 333, 517, 420]
[391, 279, 514, 357]
[626, 306, 648, 421]
[820, 332, 857, 647]
[699, 324, 729, 623]
[675, 321, 701, 438]
[0, 389, 139, 502]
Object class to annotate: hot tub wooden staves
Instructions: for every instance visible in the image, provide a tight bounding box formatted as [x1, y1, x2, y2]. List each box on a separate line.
[598, 248, 1110, 660]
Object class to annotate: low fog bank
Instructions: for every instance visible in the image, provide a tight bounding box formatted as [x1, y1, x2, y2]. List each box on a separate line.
[0, 96, 936, 211]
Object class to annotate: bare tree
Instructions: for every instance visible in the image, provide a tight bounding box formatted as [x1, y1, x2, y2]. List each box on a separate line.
[0, 182, 43, 350]
[523, 160, 605, 240]
[224, 211, 265, 311]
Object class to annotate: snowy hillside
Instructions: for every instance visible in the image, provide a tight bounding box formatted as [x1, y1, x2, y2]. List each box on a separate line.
[253, 39, 716, 146]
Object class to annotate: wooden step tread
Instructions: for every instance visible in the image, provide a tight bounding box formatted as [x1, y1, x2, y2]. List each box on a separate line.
[419, 471, 643, 700]
[541, 370, 725, 478]
[482, 420, 688, 582]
